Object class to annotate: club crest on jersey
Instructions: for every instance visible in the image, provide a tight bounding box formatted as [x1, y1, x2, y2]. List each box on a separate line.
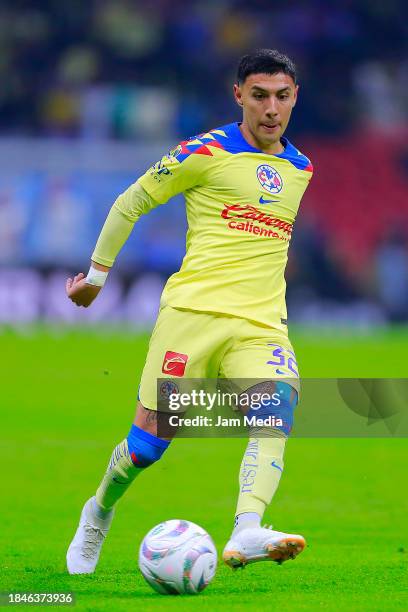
[159, 380, 179, 399]
[256, 164, 283, 194]
[162, 351, 188, 377]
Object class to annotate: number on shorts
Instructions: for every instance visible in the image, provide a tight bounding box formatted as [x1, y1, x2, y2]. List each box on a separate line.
[267, 344, 299, 377]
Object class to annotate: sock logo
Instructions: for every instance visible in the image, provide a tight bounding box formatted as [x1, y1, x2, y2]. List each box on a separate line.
[271, 460, 283, 472]
[162, 351, 188, 377]
[112, 476, 127, 485]
[240, 439, 259, 493]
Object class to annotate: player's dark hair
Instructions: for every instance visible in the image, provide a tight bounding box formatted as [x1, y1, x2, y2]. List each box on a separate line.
[237, 49, 297, 84]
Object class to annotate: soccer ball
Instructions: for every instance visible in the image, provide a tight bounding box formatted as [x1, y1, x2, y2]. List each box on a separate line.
[138, 519, 217, 595]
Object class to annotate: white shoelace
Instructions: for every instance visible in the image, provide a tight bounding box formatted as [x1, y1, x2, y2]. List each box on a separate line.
[82, 525, 106, 559]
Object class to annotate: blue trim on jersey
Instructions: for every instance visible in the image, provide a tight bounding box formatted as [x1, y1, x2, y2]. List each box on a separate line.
[175, 122, 312, 171]
[275, 137, 312, 171]
[219, 122, 312, 171]
[221, 122, 262, 154]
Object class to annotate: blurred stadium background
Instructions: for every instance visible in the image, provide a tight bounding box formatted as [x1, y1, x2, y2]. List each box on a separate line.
[2, 4, 408, 608]
[0, 0, 407, 329]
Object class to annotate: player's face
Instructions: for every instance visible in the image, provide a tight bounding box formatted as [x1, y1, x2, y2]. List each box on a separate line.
[233, 73, 298, 154]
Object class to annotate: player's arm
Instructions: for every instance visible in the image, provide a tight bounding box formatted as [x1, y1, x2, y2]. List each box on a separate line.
[66, 143, 206, 308]
[66, 182, 160, 307]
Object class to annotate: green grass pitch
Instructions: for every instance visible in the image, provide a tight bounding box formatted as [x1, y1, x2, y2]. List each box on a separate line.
[1, 326, 407, 611]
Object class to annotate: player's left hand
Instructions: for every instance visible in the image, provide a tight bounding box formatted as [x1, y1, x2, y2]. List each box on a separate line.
[66, 273, 102, 307]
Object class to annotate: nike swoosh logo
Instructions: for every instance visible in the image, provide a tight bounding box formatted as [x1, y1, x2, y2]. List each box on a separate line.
[276, 368, 286, 375]
[113, 477, 127, 485]
[271, 461, 283, 472]
[259, 195, 278, 204]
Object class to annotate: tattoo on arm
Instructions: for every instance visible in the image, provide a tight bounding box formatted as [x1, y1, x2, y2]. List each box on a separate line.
[145, 409, 158, 424]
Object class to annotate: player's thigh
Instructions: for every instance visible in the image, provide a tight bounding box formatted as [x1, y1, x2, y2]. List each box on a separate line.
[220, 325, 299, 435]
[137, 305, 224, 413]
[220, 325, 299, 384]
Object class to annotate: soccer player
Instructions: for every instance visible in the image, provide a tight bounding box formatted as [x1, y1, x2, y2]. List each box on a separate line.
[65, 49, 313, 573]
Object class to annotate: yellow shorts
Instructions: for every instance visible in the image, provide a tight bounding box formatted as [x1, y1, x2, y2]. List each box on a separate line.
[138, 305, 299, 410]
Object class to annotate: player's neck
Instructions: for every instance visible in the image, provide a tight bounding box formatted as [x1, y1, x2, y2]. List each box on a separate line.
[239, 122, 285, 155]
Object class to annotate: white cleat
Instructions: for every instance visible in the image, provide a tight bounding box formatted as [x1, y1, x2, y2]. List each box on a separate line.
[66, 497, 114, 574]
[223, 525, 306, 569]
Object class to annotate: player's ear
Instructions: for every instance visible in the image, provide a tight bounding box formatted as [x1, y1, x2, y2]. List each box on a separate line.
[233, 83, 244, 107]
[292, 84, 299, 107]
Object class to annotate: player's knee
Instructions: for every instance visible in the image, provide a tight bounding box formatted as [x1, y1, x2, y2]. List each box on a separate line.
[246, 381, 298, 436]
[127, 424, 170, 467]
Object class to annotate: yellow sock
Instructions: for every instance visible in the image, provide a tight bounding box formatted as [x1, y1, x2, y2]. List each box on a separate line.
[235, 434, 286, 518]
[95, 439, 144, 510]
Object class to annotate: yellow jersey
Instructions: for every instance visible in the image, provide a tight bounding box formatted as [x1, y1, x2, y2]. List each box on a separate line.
[137, 122, 313, 330]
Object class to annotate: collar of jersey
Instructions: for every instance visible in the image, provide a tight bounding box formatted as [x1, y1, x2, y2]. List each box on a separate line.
[225, 122, 296, 159]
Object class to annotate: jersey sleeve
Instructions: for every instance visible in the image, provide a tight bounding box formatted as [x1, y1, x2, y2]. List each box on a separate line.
[138, 140, 211, 203]
[91, 181, 160, 267]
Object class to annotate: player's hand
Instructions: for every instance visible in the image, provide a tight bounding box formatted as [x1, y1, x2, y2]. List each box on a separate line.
[66, 273, 102, 307]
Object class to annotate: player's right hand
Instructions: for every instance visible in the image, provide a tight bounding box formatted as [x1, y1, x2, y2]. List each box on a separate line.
[66, 273, 102, 307]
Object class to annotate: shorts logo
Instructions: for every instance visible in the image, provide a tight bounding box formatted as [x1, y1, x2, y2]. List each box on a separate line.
[162, 351, 188, 377]
[257, 164, 283, 194]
